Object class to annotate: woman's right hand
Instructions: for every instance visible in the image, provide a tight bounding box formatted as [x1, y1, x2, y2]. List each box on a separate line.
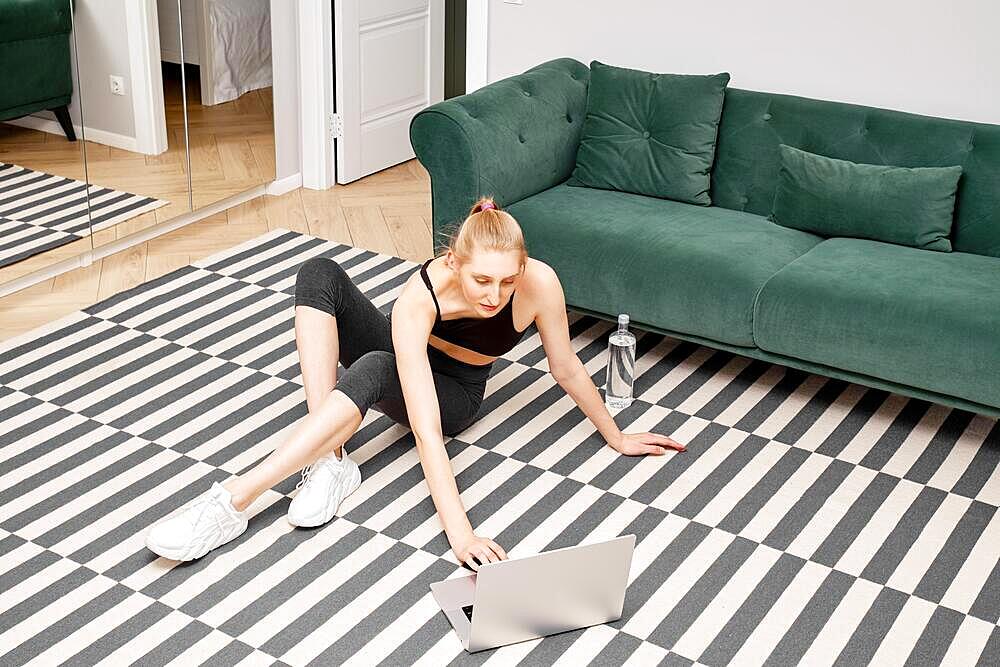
[450, 531, 508, 571]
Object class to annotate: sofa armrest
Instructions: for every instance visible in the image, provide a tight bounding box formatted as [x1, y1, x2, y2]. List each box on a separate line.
[410, 57, 590, 252]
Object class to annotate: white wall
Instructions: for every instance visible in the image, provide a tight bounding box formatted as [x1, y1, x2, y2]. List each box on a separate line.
[68, 0, 137, 141]
[484, 0, 1000, 125]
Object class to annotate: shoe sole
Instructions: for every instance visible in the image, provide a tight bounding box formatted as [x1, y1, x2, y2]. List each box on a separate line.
[288, 461, 362, 528]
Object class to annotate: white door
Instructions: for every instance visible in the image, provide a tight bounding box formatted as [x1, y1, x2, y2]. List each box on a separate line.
[334, 0, 444, 184]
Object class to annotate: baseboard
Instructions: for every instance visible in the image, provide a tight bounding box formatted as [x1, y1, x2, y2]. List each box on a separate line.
[265, 172, 303, 195]
[3, 115, 141, 154]
[0, 185, 267, 299]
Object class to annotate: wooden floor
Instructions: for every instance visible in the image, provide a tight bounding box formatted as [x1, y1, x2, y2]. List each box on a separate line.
[0, 64, 276, 285]
[0, 158, 434, 342]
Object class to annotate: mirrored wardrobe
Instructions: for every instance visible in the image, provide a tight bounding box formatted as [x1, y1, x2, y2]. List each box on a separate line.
[0, 0, 275, 287]
[0, 0, 90, 281]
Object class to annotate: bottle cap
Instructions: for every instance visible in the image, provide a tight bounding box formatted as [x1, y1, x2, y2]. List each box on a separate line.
[618, 314, 629, 327]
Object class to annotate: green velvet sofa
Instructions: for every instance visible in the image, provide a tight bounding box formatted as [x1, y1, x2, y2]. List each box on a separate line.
[0, 0, 77, 140]
[410, 58, 1000, 418]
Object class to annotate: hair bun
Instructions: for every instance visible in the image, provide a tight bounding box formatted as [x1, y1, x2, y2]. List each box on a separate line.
[473, 199, 498, 213]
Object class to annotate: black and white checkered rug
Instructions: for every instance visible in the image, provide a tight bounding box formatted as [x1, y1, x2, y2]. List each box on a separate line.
[1, 228, 998, 665]
[0, 161, 168, 268]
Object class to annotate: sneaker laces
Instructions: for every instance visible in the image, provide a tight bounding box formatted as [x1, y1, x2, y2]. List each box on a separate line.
[295, 463, 316, 491]
[185, 491, 234, 537]
[295, 455, 344, 492]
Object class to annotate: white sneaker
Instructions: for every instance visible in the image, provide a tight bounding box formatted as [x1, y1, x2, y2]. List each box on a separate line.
[287, 449, 362, 528]
[145, 480, 249, 561]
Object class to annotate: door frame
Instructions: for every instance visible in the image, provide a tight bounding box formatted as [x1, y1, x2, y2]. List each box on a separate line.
[126, 0, 169, 155]
[298, 0, 336, 190]
[465, 0, 487, 93]
[197, 0, 221, 106]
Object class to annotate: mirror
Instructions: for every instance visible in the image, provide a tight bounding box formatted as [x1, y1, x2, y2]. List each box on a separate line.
[0, 0, 277, 292]
[0, 0, 91, 284]
[180, 0, 276, 209]
[76, 0, 193, 252]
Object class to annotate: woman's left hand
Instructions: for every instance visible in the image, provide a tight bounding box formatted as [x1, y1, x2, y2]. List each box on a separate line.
[610, 432, 686, 456]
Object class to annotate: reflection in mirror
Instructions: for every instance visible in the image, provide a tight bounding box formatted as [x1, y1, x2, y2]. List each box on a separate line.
[180, 0, 276, 209]
[0, 0, 92, 284]
[72, 0, 195, 253]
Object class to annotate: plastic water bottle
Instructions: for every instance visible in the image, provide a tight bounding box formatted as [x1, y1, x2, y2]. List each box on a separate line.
[605, 314, 636, 409]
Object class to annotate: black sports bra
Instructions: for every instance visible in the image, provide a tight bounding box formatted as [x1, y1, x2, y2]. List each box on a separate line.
[418, 257, 528, 358]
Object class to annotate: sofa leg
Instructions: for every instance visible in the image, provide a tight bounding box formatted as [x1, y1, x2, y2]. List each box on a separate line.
[52, 105, 76, 141]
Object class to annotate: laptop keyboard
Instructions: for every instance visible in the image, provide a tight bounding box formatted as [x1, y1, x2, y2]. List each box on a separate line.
[461, 605, 474, 621]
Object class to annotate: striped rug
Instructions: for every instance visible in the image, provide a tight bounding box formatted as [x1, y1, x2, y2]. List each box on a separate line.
[1, 228, 998, 666]
[0, 161, 168, 269]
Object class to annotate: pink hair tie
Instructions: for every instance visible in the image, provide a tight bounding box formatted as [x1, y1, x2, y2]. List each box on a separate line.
[479, 201, 496, 211]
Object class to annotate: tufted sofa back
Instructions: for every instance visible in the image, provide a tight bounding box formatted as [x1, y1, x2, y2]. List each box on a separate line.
[413, 58, 1000, 258]
[710, 88, 1000, 258]
[0, 0, 72, 43]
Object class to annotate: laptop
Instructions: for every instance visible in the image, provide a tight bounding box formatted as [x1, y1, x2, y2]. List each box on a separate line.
[429, 534, 636, 653]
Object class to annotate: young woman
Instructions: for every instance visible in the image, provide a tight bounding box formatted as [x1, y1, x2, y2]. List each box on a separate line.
[145, 197, 686, 568]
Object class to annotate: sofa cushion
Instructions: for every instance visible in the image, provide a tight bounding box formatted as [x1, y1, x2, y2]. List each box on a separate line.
[770, 145, 962, 251]
[754, 237, 1000, 408]
[506, 183, 822, 347]
[567, 60, 730, 206]
[710, 88, 1000, 259]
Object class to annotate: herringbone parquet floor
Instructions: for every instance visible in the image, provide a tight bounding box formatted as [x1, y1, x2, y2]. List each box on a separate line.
[0, 157, 433, 341]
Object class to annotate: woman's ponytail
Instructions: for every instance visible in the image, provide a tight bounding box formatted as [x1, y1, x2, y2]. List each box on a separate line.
[438, 196, 527, 266]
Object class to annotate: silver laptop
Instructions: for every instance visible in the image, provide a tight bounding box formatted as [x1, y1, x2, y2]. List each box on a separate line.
[429, 534, 636, 653]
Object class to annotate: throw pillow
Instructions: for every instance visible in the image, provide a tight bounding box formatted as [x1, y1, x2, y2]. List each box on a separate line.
[567, 60, 730, 206]
[769, 144, 963, 251]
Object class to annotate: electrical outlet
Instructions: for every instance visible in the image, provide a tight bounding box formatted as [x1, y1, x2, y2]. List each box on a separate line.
[109, 75, 125, 96]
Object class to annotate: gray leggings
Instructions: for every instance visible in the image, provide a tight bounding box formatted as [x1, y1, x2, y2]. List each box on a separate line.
[294, 256, 492, 436]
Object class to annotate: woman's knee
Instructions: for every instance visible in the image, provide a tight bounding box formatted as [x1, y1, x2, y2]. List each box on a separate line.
[441, 422, 465, 438]
[294, 257, 349, 315]
[352, 349, 396, 371]
[334, 350, 398, 416]
[441, 404, 480, 437]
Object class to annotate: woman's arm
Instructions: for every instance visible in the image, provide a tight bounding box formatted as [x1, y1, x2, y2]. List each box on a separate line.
[533, 265, 686, 455]
[390, 283, 474, 542]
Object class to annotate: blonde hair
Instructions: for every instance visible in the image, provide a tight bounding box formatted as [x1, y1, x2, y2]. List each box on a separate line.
[435, 196, 528, 267]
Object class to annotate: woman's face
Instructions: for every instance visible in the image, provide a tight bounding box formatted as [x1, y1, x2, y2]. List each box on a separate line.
[448, 249, 523, 316]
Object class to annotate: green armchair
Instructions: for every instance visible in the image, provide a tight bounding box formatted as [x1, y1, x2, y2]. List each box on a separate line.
[0, 0, 76, 140]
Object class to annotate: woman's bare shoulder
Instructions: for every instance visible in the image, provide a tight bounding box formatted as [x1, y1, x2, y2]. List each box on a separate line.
[517, 258, 565, 324]
[393, 267, 438, 322]
[521, 257, 561, 293]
